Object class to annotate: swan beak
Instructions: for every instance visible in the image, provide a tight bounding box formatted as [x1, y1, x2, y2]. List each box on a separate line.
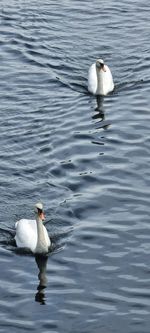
[40, 211, 45, 221]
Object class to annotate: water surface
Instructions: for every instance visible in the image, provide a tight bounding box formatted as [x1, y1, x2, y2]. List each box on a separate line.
[0, 0, 150, 332]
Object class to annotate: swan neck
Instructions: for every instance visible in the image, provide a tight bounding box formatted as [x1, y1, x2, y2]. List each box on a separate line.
[96, 67, 103, 94]
[35, 215, 48, 254]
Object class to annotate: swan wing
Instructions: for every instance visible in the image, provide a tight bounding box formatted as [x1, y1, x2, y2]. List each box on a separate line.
[88, 63, 97, 94]
[15, 219, 37, 252]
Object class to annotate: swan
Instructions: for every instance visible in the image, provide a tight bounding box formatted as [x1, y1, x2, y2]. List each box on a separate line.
[15, 203, 51, 254]
[88, 59, 114, 96]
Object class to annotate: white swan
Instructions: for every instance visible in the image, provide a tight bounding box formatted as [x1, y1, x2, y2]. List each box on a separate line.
[15, 203, 51, 254]
[88, 59, 114, 96]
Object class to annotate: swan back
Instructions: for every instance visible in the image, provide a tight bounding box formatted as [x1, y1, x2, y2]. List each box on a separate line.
[88, 63, 97, 95]
[15, 219, 37, 252]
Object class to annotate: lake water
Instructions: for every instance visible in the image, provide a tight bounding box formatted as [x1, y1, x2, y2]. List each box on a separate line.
[0, 0, 150, 332]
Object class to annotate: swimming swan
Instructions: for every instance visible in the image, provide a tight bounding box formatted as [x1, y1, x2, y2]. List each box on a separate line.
[15, 203, 51, 254]
[88, 59, 114, 96]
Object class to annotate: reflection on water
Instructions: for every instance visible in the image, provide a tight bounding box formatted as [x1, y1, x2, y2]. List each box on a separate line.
[95, 96, 105, 113]
[92, 96, 110, 130]
[35, 254, 48, 305]
[0, 0, 150, 332]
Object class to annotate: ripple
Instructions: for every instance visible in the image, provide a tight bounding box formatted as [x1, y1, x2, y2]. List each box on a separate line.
[0, 0, 150, 332]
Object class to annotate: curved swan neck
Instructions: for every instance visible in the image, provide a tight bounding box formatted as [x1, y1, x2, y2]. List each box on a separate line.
[96, 66, 103, 94]
[35, 215, 48, 254]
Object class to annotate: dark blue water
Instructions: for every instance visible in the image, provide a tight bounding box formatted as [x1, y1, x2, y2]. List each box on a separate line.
[0, 0, 150, 332]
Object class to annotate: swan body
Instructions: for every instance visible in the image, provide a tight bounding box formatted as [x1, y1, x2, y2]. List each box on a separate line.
[15, 203, 51, 254]
[88, 59, 114, 96]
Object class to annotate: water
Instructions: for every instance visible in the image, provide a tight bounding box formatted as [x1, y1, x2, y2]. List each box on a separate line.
[0, 0, 150, 332]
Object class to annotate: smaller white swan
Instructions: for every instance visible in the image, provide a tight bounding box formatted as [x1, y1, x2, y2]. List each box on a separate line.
[88, 59, 114, 96]
[15, 203, 51, 254]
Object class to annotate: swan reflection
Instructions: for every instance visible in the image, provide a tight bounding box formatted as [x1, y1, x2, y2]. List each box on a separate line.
[95, 95, 104, 113]
[92, 96, 110, 130]
[35, 254, 48, 305]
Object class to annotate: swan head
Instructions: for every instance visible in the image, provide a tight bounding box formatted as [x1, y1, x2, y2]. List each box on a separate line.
[96, 59, 106, 72]
[35, 202, 45, 221]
